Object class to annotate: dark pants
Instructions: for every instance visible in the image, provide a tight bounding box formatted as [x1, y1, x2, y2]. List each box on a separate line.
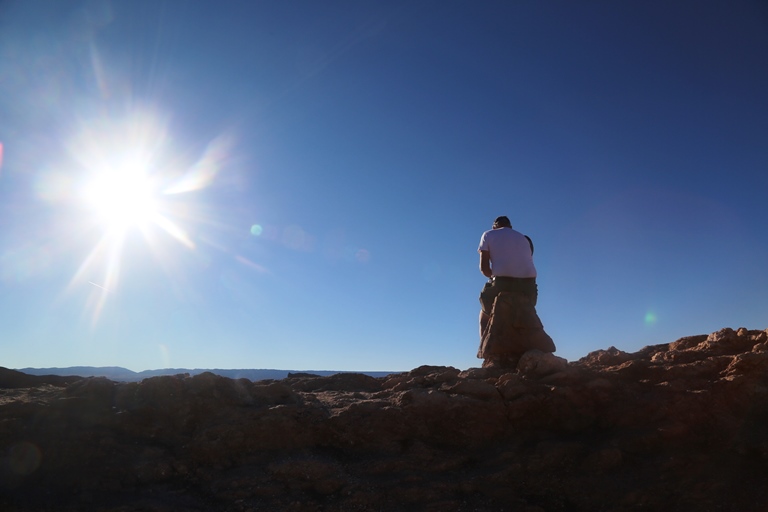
[479, 276, 538, 315]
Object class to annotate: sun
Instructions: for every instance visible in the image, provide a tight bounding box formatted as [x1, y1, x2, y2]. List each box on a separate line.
[83, 164, 159, 230]
[59, 108, 233, 325]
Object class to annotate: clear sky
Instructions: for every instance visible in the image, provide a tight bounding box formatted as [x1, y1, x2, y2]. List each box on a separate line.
[1, 0, 766, 372]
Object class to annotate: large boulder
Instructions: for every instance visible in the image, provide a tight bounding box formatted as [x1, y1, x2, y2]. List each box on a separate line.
[477, 291, 555, 366]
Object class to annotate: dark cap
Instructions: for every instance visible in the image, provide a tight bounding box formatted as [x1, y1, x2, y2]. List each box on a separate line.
[493, 216, 511, 228]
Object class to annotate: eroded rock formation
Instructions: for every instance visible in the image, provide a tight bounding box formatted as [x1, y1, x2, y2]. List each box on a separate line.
[2, 327, 768, 511]
[478, 291, 555, 367]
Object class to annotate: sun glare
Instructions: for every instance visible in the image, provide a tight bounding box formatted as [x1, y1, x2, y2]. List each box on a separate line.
[83, 167, 159, 230]
[60, 108, 230, 324]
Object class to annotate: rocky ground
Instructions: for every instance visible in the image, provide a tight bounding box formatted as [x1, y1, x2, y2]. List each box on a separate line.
[2, 327, 768, 511]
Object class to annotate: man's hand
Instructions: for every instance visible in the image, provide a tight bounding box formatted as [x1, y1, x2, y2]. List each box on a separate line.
[479, 250, 493, 278]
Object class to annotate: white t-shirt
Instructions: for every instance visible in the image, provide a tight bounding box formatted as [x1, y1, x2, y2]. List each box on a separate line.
[478, 227, 537, 278]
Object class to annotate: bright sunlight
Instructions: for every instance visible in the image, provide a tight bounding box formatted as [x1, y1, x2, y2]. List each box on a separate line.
[82, 162, 159, 230]
[62, 107, 230, 324]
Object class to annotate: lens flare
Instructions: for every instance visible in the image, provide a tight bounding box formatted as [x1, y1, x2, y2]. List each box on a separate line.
[60, 107, 230, 324]
[163, 134, 233, 195]
[8, 442, 42, 476]
[282, 224, 313, 251]
[159, 344, 171, 368]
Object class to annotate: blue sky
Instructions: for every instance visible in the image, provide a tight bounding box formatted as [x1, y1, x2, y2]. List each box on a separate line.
[1, 0, 766, 372]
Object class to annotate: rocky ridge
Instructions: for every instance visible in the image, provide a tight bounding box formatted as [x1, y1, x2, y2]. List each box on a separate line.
[2, 327, 768, 511]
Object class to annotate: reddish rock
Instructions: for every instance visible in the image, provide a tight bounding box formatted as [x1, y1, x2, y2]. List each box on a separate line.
[477, 292, 556, 367]
[1, 327, 768, 511]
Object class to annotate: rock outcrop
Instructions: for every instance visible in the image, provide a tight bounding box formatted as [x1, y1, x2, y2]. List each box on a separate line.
[2, 327, 768, 511]
[478, 291, 555, 367]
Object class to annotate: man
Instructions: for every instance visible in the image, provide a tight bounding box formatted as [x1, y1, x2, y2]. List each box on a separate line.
[478, 216, 538, 339]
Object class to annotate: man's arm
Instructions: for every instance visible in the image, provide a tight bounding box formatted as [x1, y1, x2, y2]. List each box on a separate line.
[479, 250, 493, 278]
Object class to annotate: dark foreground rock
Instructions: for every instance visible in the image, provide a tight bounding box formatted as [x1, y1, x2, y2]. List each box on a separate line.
[2, 327, 768, 511]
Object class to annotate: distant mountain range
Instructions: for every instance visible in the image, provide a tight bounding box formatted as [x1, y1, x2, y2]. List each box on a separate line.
[17, 366, 397, 383]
